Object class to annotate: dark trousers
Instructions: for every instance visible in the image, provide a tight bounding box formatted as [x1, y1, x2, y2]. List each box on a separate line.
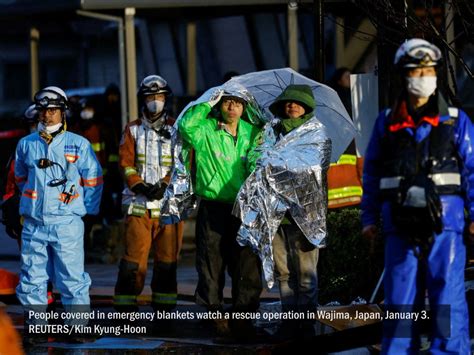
[195, 199, 262, 312]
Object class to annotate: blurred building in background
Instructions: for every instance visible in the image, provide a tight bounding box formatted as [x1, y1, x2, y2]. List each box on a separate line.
[0, 0, 471, 120]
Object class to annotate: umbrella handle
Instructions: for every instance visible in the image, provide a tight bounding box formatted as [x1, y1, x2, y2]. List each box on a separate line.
[369, 268, 385, 304]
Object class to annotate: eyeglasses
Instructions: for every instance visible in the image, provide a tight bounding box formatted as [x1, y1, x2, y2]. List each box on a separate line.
[40, 108, 60, 116]
[222, 99, 243, 107]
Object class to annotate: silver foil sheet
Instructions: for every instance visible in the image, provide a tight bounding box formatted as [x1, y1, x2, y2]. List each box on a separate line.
[233, 117, 332, 288]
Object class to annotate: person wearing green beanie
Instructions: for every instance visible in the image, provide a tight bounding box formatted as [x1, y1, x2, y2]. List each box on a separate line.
[268, 84, 321, 338]
[269, 84, 316, 135]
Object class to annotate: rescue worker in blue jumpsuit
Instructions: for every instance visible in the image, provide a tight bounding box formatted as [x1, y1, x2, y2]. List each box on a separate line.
[361, 39, 473, 354]
[15, 86, 103, 320]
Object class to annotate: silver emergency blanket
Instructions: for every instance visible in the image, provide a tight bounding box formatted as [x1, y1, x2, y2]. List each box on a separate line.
[160, 82, 266, 224]
[159, 130, 197, 224]
[233, 117, 331, 289]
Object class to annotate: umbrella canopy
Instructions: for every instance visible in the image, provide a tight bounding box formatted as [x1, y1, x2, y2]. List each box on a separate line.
[226, 67, 357, 162]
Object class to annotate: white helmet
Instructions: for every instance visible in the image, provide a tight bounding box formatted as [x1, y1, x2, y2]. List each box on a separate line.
[394, 38, 442, 68]
[34, 86, 68, 110]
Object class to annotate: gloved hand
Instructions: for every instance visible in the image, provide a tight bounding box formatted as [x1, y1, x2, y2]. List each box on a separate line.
[145, 182, 168, 201]
[131, 182, 151, 196]
[208, 89, 224, 107]
[1, 194, 22, 240]
[425, 179, 443, 234]
[82, 214, 98, 231]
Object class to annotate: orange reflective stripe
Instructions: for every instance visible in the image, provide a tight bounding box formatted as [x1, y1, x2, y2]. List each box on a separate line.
[65, 154, 79, 163]
[80, 176, 104, 187]
[22, 189, 37, 199]
[15, 176, 26, 183]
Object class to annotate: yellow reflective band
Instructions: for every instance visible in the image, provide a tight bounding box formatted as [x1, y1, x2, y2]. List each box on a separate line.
[137, 153, 145, 158]
[131, 205, 147, 217]
[108, 154, 119, 163]
[328, 196, 361, 207]
[161, 162, 172, 167]
[150, 209, 161, 218]
[91, 143, 100, 152]
[125, 167, 138, 177]
[113, 295, 137, 306]
[162, 155, 172, 159]
[91, 142, 106, 152]
[152, 293, 177, 305]
[328, 186, 363, 200]
[330, 154, 357, 167]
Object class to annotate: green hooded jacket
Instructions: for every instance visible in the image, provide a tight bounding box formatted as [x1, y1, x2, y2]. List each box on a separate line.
[178, 102, 261, 203]
[269, 84, 316, 134]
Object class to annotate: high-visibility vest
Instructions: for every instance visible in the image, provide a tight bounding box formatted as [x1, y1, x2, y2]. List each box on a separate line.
[327, 141, 363, 209]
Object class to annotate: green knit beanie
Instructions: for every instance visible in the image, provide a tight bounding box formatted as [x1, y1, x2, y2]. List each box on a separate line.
[269, 84, 315, 118]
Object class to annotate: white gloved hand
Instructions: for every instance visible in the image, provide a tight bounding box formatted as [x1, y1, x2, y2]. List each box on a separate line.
[208, 89, 224, 107]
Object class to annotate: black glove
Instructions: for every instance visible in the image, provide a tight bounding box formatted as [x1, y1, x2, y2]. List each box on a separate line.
[425, 180, 443, 234]
[145, 182, 168, 201]
[82, 214, 98, 227]
[131, 182, 151, 196]
[1, 194, 22, 240]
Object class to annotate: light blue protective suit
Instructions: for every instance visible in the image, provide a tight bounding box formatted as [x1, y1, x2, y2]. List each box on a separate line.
[15, 130, 103, 308]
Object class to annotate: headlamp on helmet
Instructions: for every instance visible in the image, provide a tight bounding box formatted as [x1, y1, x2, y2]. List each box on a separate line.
[138, 75, 172, 97]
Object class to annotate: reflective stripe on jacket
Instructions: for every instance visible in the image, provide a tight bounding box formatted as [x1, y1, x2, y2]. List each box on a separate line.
[327, 152, 363, 209]
[362, 98, 474, 233]
[120, 114, 175, 214]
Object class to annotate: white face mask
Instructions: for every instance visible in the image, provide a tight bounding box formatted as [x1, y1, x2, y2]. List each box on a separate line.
[38, 121, 62, 134]
[80, 110, 94, 120]
[146, 100, 164, 115]
[406, 76, 437, 98]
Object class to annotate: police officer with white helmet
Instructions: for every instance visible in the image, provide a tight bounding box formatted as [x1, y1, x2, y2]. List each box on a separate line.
[361, 39, 473, 354]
